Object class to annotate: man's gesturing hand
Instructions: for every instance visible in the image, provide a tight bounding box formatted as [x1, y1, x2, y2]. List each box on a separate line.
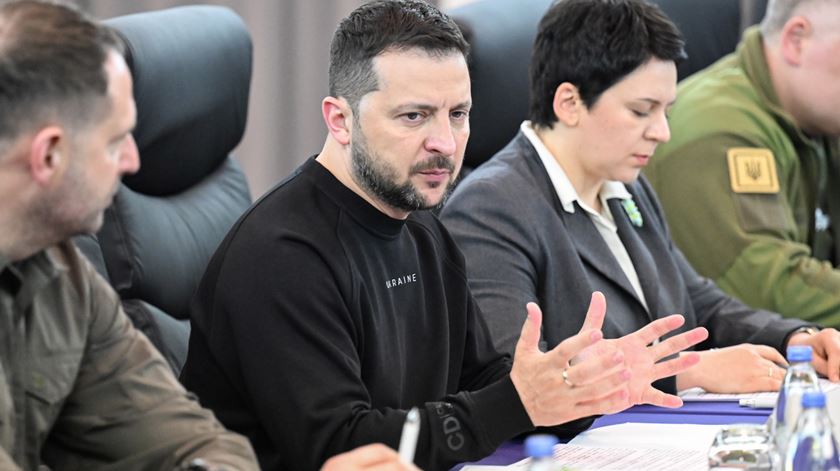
[576, 294, 708, 408]
[510, 293, 632, 426]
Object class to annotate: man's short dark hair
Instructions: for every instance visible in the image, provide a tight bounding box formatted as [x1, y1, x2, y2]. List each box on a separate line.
[529, 0, 686, 129]
[0, 0, 124, 149]
[328, 0, 469, 114]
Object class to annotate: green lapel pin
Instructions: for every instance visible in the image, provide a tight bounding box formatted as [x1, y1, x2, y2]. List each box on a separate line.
[621, 199, 643, 227]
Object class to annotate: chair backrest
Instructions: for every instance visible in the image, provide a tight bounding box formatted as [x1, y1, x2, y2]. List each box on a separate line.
[448, 0, 766, 172]
[74, 5, 253, 375]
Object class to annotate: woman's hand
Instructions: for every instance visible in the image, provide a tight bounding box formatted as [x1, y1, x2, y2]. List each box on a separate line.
[676, 344, 787, 393]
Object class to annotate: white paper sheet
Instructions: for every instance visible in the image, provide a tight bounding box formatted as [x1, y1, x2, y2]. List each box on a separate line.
[461, 446, 711, 470]
[679, 378, 838, 402]
[569, 422, 723, 450]
[551, 444, 707, 470]
[461, 423, 722, 470]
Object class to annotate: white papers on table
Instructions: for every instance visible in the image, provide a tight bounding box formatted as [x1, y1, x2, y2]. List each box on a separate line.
[461, 423, 721, 470]
[460, 447, 707, 471]
[679, 377, 838, 402]
[568, 422, 722, 450]
[546, 444, 707, 470]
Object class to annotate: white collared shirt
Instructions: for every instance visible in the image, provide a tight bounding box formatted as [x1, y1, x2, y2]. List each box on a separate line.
[521, 121, 649, 312]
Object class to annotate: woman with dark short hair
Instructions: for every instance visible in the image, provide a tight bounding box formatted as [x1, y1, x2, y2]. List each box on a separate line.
[442, 0, 840, 396]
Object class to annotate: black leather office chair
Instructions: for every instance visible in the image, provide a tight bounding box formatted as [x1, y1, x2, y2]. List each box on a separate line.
[448, 0, 767, 172]
[656, 0, 767, 80]
[75, 5, 253, 376]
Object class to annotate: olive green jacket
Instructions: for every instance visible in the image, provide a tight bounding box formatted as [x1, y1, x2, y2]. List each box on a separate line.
[0, 242, 258, 470]
[646, 27, 840, 327]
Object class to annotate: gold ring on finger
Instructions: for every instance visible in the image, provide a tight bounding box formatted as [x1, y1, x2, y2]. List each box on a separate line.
[562, 367, 575, 388]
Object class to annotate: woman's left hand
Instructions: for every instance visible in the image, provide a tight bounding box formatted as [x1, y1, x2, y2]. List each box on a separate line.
[676, 344, 787, 393]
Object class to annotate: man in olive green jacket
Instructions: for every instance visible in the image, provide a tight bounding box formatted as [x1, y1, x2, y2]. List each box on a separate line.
[0, 2, 259, 469]
[646, 0, 840, 327]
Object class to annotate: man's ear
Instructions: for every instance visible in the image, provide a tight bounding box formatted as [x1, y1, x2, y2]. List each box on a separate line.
[28, 126, 65, 186]
[322, 96, 353, 146]
[552, 82, 582, 127]
[779, 16, 811, 66]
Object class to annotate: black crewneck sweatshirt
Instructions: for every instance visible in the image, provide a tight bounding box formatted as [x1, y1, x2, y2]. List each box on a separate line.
[181, 158, 557, 470]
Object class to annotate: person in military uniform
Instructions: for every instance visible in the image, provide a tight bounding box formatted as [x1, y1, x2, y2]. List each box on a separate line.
[645, 0, 840, 327]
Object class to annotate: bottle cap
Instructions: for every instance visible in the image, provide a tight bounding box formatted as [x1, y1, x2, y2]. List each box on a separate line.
[801, 391, 826, 408]
[525, 434, 559, 458]
[787, 345, 813, 362]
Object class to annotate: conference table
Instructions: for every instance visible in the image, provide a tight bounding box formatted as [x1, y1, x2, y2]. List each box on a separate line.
[452, 400, 773, 469]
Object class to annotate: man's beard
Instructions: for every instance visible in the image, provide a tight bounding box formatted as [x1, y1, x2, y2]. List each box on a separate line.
[350, 127, 456, 212]
[34, 159, 111, 240]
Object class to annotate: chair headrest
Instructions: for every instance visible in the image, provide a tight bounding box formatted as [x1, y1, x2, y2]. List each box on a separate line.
[448, 0, 552, 170]
[449, 0, 755, 170]
[105, 6, 252, 196]
[652, 0, 742, 81]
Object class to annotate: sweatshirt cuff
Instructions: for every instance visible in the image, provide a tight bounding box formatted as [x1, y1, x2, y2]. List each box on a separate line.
[471, 374, 535, 448]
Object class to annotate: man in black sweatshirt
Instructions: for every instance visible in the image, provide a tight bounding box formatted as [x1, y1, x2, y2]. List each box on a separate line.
[180, 1, 708, 470]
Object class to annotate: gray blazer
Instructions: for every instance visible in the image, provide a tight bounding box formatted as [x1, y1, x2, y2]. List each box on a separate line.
[442, 132, 806, 393]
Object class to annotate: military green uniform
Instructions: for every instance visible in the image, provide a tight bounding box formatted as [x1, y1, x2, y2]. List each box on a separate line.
[646, 27, 840, 327]
[0, 241, 258, 470]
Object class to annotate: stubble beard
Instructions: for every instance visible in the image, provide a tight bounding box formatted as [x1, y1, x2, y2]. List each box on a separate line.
[350, 126, 457, 213]
[35, 160, 110, 242]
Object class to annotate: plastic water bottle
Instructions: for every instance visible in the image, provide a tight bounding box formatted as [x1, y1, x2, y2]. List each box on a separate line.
[774, 345, 820, 456]
[525, 434, 559, 471]
[784, 391, 840, 470]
